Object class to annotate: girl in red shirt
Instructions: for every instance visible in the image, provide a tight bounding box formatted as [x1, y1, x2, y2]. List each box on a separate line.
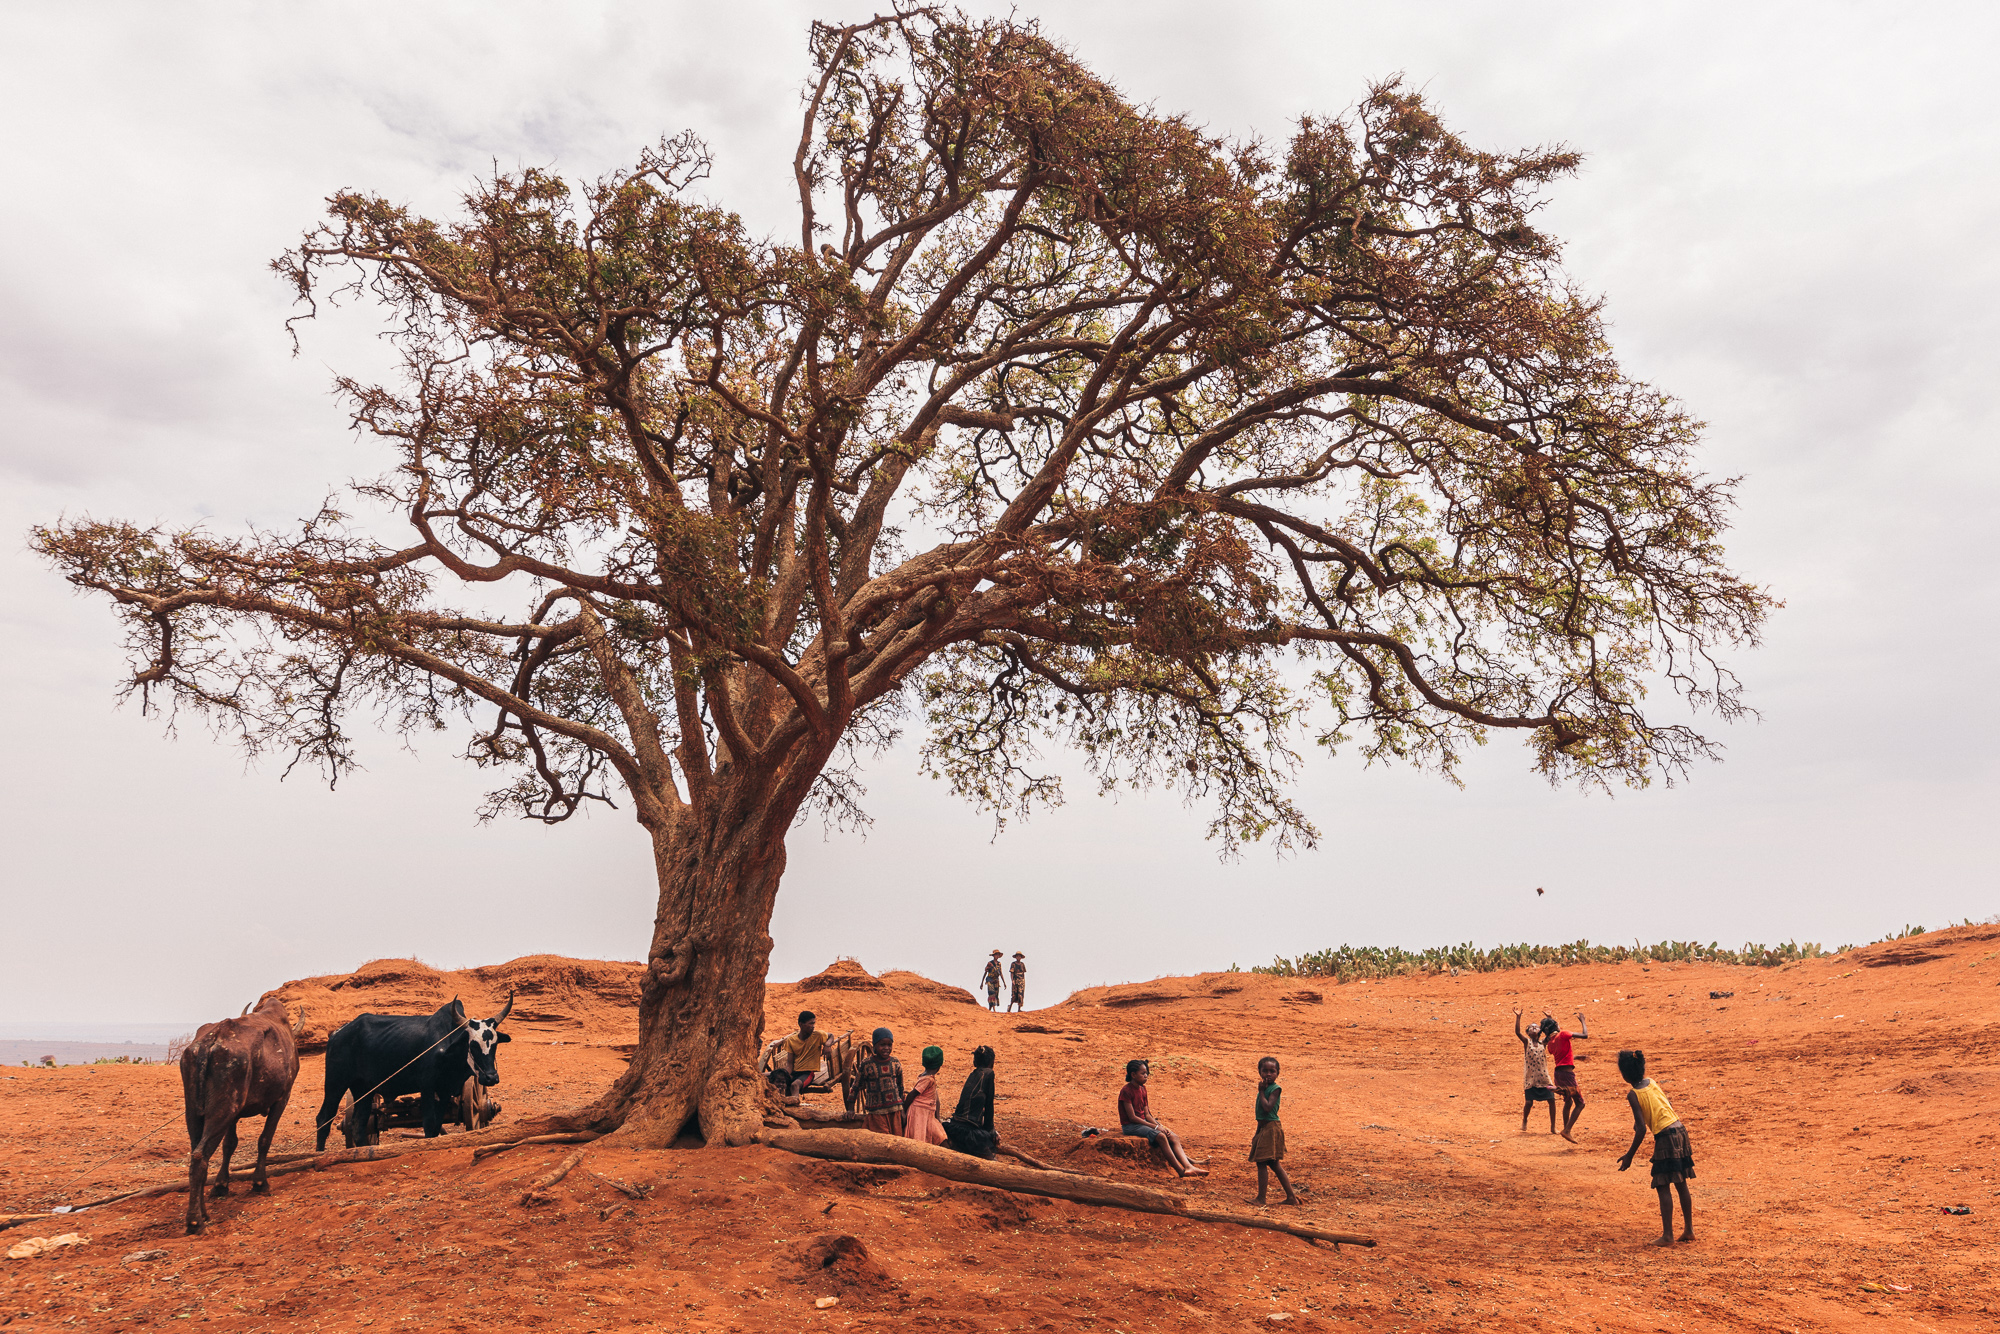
[1541, 1010, 1590, 1141]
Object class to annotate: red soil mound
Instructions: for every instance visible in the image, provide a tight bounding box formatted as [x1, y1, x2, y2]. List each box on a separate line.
[795, 958, 886, 992]
[265, 954, 644, 1051]
[879, 970, 979, 1006]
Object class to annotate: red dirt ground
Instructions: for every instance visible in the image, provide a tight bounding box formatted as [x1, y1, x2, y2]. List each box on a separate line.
[3, 926, 1997, 1331]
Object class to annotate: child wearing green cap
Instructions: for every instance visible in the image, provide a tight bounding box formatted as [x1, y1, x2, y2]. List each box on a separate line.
[903, 1046, 948, 1145]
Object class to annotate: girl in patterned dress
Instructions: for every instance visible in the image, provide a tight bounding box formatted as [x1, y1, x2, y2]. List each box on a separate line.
[855, 1027, 906, 1136]
[1515, 1006, 1558, 1133]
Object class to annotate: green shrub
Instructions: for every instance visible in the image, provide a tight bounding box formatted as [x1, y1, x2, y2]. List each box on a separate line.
[1251, 936, 1839, 981]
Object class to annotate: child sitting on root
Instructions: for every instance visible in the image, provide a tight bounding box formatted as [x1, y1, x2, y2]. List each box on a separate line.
[1616, 1048, 1695, 1246]
[1118, 1059, 1207, 1177]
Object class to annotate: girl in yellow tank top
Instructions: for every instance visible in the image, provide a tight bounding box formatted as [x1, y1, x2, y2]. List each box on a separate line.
[1630, 1080, 1679, 1135]
[1616, 1049, 1695, 1246]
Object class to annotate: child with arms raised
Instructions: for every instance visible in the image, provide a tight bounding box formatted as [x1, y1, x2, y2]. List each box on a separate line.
[1616, 1048, 1695, 1246]
[1515, 1006, 1558, 1134]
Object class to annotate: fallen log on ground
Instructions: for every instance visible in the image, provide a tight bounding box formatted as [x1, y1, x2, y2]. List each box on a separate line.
[758, 1129, 1375, 1248]
[777, 1114, 1063, 1171]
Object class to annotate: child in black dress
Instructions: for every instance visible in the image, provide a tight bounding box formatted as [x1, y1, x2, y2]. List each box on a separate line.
[945, 1044, 999, 1158]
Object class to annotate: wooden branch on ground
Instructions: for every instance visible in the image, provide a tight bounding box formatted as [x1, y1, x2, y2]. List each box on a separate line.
[520, 1146, 589, 1206]
[993, 1142, 1065, 1172]
[2, 1213, 59, 1233]
[758, 1129, 1375, 1248]
[589, 1171, 651, 1200]
[55, 1127, 606, 1216]
[471, 1133, 601, 1163]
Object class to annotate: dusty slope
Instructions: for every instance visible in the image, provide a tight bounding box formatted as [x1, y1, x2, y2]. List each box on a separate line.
[2, 927, 1996, 1332]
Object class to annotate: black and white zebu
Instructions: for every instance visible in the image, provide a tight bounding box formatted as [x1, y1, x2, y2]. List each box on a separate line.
[314, 992, 513, 1149]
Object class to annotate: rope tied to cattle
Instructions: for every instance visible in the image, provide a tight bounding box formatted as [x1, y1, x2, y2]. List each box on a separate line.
[33, 1016, 473, 1209]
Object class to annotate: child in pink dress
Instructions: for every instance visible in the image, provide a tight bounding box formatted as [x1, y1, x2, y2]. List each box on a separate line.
[904, 1046, 948, 1145]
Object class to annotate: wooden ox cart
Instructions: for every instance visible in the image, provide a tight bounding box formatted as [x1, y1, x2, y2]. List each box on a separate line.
[339, 1077, 500, 1146]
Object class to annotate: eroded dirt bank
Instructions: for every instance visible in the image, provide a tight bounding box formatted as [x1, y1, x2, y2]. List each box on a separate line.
[2, 926, 1995, 1331]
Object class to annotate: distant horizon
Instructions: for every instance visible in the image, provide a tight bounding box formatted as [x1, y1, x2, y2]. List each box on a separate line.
[4, 917, 1976, 1034]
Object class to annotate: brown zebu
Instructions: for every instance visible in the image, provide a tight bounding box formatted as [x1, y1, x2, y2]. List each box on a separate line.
[179, 995, 299, 1234]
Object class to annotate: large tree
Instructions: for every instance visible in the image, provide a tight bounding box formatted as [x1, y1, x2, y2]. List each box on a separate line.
[36, 13, 1769, 1146]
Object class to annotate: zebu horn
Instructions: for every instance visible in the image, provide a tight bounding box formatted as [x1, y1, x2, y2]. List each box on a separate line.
[495, 988, 514, 1024]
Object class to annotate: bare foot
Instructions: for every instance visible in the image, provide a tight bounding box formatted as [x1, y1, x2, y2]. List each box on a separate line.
[1278, 1196, 1302, 1207]
[1183, 1167, 1209, 1177]
[1678, 1231, 1695, 1242]
[1651, 1236, 1674, 1248]
[1249, 1197, 1268, 1206]
[1561, 1131, 1579, 1144]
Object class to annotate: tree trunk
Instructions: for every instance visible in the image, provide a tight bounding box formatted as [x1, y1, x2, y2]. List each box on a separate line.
[575, 769, 801, 1148]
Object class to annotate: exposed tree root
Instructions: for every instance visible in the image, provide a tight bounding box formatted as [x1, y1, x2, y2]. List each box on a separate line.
[759, 1129, 1376, 1249]
[788, 1103, 861, 1127]
[471, 1133, 601, 1163]
[520, 1146, 590, 1206]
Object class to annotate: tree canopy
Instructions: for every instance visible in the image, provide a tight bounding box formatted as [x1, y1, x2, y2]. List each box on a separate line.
[35, 11, 1770, 1142]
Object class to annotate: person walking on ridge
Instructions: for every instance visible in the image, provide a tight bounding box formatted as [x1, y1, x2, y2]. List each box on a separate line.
[981, 950, 1004, 1011]
[1006, 952, 1027, 1013]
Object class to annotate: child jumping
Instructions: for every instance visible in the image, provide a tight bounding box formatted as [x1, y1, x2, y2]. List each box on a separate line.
[1515, 1006, 1558, 1133]
[1616, 1048, 1695, 1246]
[1118, 1059, 1207, 1177]
[1543, 1010, 1589, 1141]
[1249, 1056, 1299, 1206]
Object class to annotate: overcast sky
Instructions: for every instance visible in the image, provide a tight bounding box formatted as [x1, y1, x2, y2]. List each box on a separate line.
[3, 2, 1995, 1029]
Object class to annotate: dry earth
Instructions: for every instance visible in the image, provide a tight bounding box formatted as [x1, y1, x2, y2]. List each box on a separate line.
[3, 927, 1997, 1332]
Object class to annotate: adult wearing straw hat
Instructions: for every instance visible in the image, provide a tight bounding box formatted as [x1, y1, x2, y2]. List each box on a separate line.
[1006, 952, 1028, 1013]
[980, 950, 1004, 1011]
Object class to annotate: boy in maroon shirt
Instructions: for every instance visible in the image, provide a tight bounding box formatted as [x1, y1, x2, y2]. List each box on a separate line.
[1542, 1010, 1590, 1142]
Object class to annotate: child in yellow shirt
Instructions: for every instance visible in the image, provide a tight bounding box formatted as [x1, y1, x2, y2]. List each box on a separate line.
[1615, 1048, 1694, 1246]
